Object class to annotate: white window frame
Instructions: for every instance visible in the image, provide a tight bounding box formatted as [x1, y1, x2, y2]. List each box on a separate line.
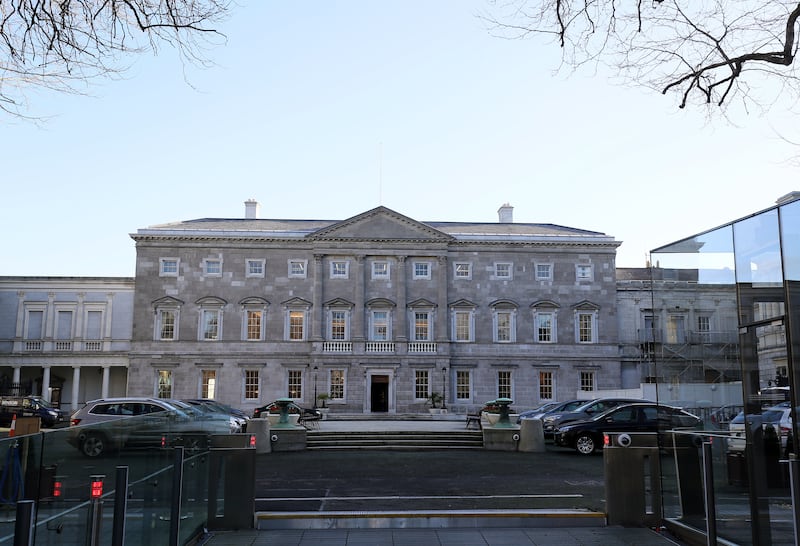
[575, 310, 598, 344]
[579, 371, 596, 392]
[538, 370, 554, 401]
[369, 309, 392, 341]
[452, 309, 475, 342]
[244, 309, 265, 341]
[159, 258, 179, 277]
[244, 369, 260, 401]
[575, 264, 593, 281]
[328, 369, 346, 401]
[156, 308, 179, 341]
[414, 369, 430, 400]
[533, 310, 557, 343]
[493, 262, 513, 280]
[535, 262, 553, 281]
[411, 310, 432, 341]
[24, 307, 46, 340]
[286, 309, 307, 341]
[454, 262, 472, 280]
[371, 260, 390, 279]
[156, 370, 173, 399]
[413, 261, 431, 280]
[330, 260, 350, 279]
[455, 370, 472, 401]
[246, 259, 265, 278]
[288, 259, 308, 279]
[204, 258, 223, 277]
[497, 370, 513, 399]
[328, 309, 350, 340]
[493, 309, 516, 343]
[200, 369, 217, 399]
[199, 308, 222, 341]
[287, 369, 303, 399]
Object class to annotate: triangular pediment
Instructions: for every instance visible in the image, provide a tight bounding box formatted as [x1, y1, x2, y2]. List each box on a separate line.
[281, 297, 312, 308]
[152, 296, 184, 307]
[408, 298, 437, 308]
[307, 206, 454, 242]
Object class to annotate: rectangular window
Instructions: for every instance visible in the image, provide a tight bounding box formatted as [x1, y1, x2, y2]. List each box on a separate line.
[159, 310, 176, 340]
[576, 264, 593, 280]
[157, 370, 172, 398]
[202, 309, 220, 340]
[496, 312, 512, 342]
[246, 310, 262, 341]
[536, 312, 553, 342]
[580, 371, 595, 392]
[578, 313, 594, 343]
[494, 262, 512, 279]
[244, 370, 259, 400]
[454, 311, 472, 342]
[289, 311, 305, 340]
[330, 370, 345, 399]
[202, 370, 217, 398]
[535, 263, 552, 280]
[288, 370, 302, 399]
[454, 262, 471, 279]
[56, 310, 73, 339]
[539, 371, 553, 400]
[26, 310, 43, 339]
[160, 258, 179, 277]
[371, 311, 389, 340]
[415, 370, 430, 399]
[414, 312, 430, 341]
[85, 310, 103, 340]
[330, 310, 346, 340]
[204, 259, 222, 276]
[330, 261, 349, 278]
[288, 260, 307, 278]
[666, 315, 686, 343]
[456, 371, 470, 400]
[697, 315, 711, 342]
[497, 371, 512, 399]
[372, 261, 389, 279]
[413, 261, 431, 279]
[246, 259, 265, 277]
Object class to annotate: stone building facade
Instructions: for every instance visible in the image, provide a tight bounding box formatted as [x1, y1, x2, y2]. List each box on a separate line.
[0, 277, 133, 412]
[126, 202, 622, 415]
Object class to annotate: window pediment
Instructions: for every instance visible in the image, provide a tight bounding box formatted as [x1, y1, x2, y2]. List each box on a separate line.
[239, 297, 269, 306]
[325, 297, 354, 308]
[490, 299, 518, 310]
[408, 298, 437, 308]
[366, 297, 396, 308]
[449, 298, 477, 309]
[152, 296, 184, 307]
[531, 300, 560, 309]
[282, 297, 312, 309]
[196, 296, 227, 306]
[572, 300, 600, 311]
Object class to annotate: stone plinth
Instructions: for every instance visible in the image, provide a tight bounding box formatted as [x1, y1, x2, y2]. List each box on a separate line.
[249, 418, 272, 454]
[270, 427, 306, 452]
[483, 426, 520, 451]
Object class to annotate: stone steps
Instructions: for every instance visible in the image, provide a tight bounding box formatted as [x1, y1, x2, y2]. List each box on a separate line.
[306, 430, 483, 450]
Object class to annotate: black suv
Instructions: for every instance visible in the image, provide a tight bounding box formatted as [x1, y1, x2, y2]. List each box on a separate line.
[541, 398, 649, 438]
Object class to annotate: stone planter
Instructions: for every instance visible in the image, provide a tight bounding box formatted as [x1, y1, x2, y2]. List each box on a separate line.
[483, 412, 518, 426]
[267, 413, 300, 426]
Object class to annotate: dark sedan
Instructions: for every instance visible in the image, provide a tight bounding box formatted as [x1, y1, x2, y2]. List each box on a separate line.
[541, 397, 646, 438]
[553, 403, 702, 455]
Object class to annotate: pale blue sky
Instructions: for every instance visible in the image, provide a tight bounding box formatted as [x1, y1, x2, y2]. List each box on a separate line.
[1, 1, 797, 277]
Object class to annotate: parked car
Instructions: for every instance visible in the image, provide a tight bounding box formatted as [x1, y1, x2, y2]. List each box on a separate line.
[727, 404, 794, 453]
[708, 404, 744, 430]
[68, 397, 234, 457]
[553, 403, 702, 455]
[252, 401, 322, 426]
[516, 399, 586, 424]
[541, 398, 648, 438]
[183, 399, 249, 432]
[0, 395, 66, 428]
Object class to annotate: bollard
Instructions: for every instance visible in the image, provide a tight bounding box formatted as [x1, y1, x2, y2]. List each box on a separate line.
[13, 499, 35, 546]
[518, 419, 546, 452]
[249, 418, 272, 454]
[111, 466, 129, 546]
[86, 475, 104, 546]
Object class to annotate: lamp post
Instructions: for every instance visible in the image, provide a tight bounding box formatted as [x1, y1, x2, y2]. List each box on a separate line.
[313, 366, 318, 408]
[441, 366, 447, 410]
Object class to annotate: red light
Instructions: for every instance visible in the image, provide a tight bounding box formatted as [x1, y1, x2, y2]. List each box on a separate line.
[90, 480, 103, 499]
[249, 435, 256, 448]
[52, 481, 62, 498]
[70, 418, 81, 426]
[603, 434, 610, 447]
[161, 436, 166, 448]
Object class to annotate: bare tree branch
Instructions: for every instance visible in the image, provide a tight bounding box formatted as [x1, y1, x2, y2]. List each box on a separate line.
[0, 0, 230, 119]
[482, 1, 800, 112]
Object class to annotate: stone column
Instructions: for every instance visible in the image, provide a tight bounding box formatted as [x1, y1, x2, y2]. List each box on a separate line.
[312, 254, 324, 341]
[101, 366, 111, 398]
[72, 367, 81, 412]
[436, 256, 449, 341]
[12, 366, 21, 385]
[353, 255, 365, 341]
[396, 256, 407, 341]
[41, 366, 51, 399]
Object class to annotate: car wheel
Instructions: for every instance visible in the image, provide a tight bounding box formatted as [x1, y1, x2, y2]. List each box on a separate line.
[575, 434, 596, 455]
[81, 433, 107, 457]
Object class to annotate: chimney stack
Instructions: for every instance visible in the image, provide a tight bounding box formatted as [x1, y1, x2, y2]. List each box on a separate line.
[245, 199, 260, 219]
[498, 203, 514, 223]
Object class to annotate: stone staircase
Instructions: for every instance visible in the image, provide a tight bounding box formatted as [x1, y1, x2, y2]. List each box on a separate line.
[306, 429, 483, 450]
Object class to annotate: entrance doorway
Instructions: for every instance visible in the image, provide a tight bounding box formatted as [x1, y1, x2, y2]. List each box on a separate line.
[370, 375, 389, 412]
